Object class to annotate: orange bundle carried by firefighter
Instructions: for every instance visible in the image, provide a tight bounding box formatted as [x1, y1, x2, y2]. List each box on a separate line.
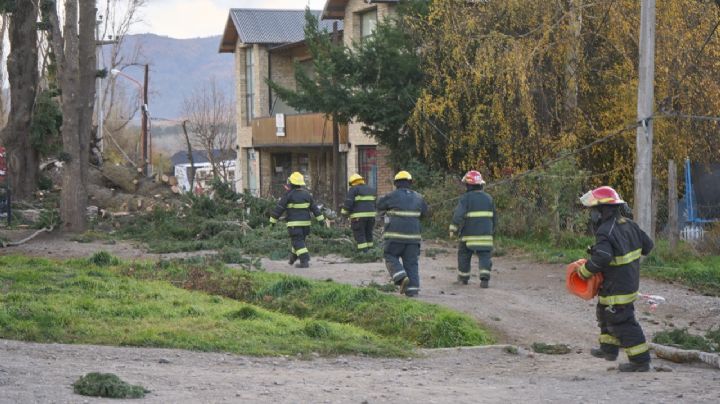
[566, 259, 603, 300]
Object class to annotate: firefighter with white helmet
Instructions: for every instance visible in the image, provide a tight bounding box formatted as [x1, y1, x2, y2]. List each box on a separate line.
[449, 170, 496, 288]
[577, 186, 654, 372]
[376, 171, 428, 297]
[269, 172, 326, 268]
[341, 173, 377, 252]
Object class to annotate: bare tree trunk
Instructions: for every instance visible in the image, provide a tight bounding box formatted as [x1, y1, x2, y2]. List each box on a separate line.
[57, 0, 96, 232]
[77, 0, 97, 213]
[0, 12, 10, 121]
[1, 2, 40, 200]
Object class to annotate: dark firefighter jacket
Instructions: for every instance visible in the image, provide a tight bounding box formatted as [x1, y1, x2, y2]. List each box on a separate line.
[269, 188, 324, 227]
[449, 190, 496, 251]
[376, 188, 428, 243]
[578, 216, 654, 306]
[341, 184, 376, 219]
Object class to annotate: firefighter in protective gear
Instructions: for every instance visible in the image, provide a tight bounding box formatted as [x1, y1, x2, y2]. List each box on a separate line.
[450, 170, 496, 288]
[341, 174, 376, 252]
[577, 186, 654, 372]
[269, 172, 326, 268]
[377, 171, 428, 297]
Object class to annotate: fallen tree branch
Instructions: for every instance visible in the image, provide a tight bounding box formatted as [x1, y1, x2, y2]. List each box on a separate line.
[1, 226, 54, 248]
[650, 342, 720, 369]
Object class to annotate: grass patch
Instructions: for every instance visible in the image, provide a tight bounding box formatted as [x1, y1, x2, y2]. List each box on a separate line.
[0, 254, 493, 356]
[73, 372, 148, 399]
[497, 235, 592, 264]
[531, 342, 571, 355]
[653, 328, 720, 353]
[641, 240, 720, 296]
[0, 255, 413, 357]
[499, 236, 720, 296]
[125, 257, 494, 349]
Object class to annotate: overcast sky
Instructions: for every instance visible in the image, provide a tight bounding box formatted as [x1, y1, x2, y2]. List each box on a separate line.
[130, 0, 327, 39]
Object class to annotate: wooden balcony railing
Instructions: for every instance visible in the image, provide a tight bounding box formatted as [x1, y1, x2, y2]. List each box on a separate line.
[251, 113, 348, 147]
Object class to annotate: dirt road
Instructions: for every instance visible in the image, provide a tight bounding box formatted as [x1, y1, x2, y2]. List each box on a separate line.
[2, 234, 720, 403]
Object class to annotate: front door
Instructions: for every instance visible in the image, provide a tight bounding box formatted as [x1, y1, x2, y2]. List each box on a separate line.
[271, 152, 292, 197]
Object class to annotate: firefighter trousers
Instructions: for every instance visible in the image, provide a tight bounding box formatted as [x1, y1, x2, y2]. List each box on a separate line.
[383, 241, 420, 296]
[288, 226, 311, 263]
[596, 303, 650, 364]
[351, 217, 375, 250]
[457, 242, 492, 280]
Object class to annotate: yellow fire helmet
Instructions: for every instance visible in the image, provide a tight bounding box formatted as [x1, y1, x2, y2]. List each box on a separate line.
[288, 171, 306, 186]
[394, 170, 412, 181]
[348, 173, 365, 186]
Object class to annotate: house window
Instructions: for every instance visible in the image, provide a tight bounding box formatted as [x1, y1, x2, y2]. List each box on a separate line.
[357, 146, 377, 190]
[245, 48, 254, 125]
[360, 9, 377, 39]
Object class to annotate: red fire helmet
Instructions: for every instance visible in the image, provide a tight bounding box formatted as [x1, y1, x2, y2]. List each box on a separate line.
[579, 186, 625, 207]
[462, 170, 485, 185]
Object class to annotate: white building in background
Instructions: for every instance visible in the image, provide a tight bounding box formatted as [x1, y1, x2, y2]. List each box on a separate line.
[171, 149, 237, 193]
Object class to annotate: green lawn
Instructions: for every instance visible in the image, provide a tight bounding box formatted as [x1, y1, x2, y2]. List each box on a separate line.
[499, 236, 720, 296]
[0, 254, 493, 357]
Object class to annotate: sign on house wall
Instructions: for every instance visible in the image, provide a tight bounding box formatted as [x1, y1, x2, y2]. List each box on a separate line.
[276, 113, 285, 137]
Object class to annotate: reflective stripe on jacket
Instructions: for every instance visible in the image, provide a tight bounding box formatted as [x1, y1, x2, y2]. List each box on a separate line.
[341, 184, 376, 219]
[450, 190, 496, 250]
[582, 216, 654, 304]
[376, 188, 428, 243]
[270, 188, 324, 227]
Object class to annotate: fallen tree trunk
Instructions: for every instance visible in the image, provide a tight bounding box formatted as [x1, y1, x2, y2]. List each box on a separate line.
[102, 164, 138, 193]
[650, 343, 720, 369]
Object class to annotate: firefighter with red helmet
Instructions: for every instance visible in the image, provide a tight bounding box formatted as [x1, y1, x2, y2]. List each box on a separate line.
[449, 170, 496, 288]
[577, 186, 654, 372]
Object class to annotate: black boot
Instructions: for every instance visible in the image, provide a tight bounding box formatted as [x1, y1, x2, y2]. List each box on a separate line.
[288, 254, 298, 265]
[295, 260, 309, 268]
[399, 277, 410, 294]
[618, 362, 650, 372]
[590, 347, 618, 361]
[454, 275, 469, 285]
[480, 279, 489, 289]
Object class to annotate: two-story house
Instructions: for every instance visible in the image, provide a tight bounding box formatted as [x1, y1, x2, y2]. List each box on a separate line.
[219, 1, 398, 202]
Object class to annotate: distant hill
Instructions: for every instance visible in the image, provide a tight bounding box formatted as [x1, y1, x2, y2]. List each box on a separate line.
[104, 34, 234, 120]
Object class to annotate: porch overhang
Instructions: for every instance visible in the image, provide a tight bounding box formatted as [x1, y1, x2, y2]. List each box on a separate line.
[251, 113, 349, 147]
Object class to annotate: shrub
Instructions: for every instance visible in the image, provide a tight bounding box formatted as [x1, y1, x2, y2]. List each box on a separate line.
[73, 372, 148, 399]
[88, 251, 119, 267]
[653, 328, 718, 352]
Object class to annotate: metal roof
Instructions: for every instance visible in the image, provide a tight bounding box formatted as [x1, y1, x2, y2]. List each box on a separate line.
[231, 9, 339, 45]
[171, 149, 236, 167]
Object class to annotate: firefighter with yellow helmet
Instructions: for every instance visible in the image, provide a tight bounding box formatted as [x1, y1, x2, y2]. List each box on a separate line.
[269, 172, 326, 268]
[577, 186, 654, 372]
[341, 173, 377, 252]
[377, 171, 428, 297]
[450, 170, 496, 288]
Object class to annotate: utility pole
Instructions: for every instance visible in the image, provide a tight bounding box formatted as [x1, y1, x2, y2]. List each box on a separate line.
[95, 15, 118, 163]
[634, 0, 656, 238]
[668, 160, 678, 249]
[331, 22, 341, 210]
[142, 63, 150, 177]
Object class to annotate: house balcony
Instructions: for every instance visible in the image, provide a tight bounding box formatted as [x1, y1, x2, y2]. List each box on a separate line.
[251, 113, 348, 148]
